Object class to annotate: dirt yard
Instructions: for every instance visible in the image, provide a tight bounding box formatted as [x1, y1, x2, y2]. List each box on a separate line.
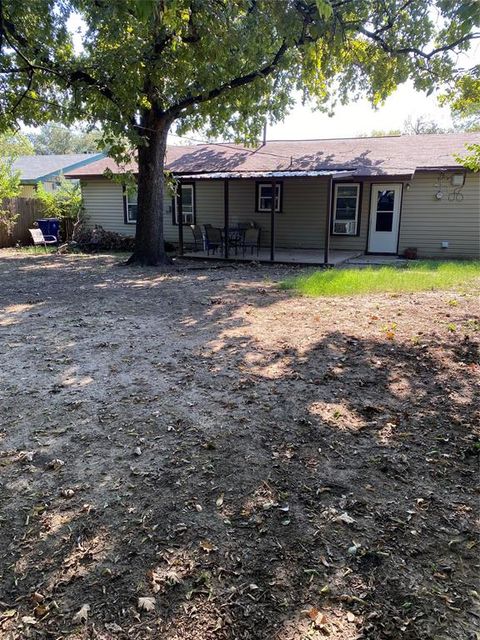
[0, 251, 478, 640]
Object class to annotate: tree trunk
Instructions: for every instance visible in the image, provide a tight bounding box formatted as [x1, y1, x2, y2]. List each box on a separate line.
[128, 112, 172, 266]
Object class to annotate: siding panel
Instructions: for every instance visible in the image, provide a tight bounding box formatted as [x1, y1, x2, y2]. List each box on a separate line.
[399, 171, 480, 258]
[227, 178, 328, 249]
[82, 180, 173, 239]
[82, 180, 130, 236]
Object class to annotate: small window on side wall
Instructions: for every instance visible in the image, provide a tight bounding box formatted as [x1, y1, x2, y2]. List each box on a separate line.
[332, 183, 360, 235]
[173, 184, 195, 225]
[256, 182, 282, 212]
[124, 188, 138, 224]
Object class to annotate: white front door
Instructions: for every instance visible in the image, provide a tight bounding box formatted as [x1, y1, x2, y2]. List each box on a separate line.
[368, 184, 402, 254]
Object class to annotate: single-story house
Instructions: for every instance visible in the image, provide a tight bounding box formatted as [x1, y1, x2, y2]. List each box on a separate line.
[12, 153, 104, 197]
[66, 133, 480, 262]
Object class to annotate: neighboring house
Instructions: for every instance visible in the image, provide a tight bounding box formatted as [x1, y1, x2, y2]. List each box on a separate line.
[12, 153, 104, 197]
[66, 134, 480, 261]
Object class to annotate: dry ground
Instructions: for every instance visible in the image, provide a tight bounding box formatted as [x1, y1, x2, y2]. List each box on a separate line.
[0, 251, 479, 640]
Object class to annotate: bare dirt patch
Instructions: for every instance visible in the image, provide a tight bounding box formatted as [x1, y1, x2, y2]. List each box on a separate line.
[0, 251, 478, 640]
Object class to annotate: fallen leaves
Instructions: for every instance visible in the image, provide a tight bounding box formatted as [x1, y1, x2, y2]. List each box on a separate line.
[199, 539, 217, 553]
[147, 549, 197, 593]
[138, 596, 155, 612]
[47, 458, 65, 470]
[306, 607, 327, 628]
[335, 512, 355, 525]
[0, 610, 17, 620]
[72, 604, 90, 623]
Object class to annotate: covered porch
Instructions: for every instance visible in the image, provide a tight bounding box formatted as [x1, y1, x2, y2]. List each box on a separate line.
[174, 169, 355, 265]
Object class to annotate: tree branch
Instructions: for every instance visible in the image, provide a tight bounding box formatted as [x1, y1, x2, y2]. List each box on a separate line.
[1, 7, 118, 107]
[165, 40, 290, 118]
[358, 25, 480, 60]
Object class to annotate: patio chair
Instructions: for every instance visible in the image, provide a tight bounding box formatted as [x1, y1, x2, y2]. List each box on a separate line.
[242, 227, 260, 256]
[29, 228, 57, 251]
[204, 226, 223, 255]
[190, 224, 204, 251]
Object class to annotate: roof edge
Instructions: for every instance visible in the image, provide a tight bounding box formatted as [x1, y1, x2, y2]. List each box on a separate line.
[30, 152, 105, 182]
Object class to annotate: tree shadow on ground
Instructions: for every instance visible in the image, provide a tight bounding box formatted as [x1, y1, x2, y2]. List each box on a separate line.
[0, 253, 478, 640]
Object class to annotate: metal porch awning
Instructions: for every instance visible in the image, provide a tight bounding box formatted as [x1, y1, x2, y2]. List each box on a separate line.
[175, 169, 355, 179]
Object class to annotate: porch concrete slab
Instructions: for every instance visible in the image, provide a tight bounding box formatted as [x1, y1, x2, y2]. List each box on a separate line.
[344, 254, 408, 267]
[183, 248, 361, 266]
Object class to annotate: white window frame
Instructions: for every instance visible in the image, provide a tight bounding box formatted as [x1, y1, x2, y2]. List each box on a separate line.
[174, 184, 195, 225]
[332, 183, 360, 235]
[257, 182, 282, 212]
[125, 189, 138, 224]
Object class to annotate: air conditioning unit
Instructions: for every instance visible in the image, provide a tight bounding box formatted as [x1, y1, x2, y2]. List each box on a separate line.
[334, 221, 355, 234]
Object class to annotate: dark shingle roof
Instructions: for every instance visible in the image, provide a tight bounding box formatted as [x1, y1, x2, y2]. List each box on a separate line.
[12, 153, 104, 182]
[65, 133, 480, 179]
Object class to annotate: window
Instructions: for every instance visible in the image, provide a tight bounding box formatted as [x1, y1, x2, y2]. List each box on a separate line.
[375, 189, 395, 232]
[256, 182, 282, 212]
[173, 184, 195, 224]
[124, 189, 138, 224]
[332, 183, 360, 235]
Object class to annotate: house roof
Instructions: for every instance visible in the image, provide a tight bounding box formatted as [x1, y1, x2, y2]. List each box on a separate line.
[65, 133, 480, 179]
[12, 153, 105, 183]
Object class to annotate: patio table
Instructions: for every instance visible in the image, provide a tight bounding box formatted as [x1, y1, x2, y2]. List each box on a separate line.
[222, 227, 246, 254]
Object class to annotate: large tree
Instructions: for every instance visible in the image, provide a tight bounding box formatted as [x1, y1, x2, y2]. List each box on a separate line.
[1, 1, 479, 264]
[29, 122, 102, 154]
[0, 130, 34, 156]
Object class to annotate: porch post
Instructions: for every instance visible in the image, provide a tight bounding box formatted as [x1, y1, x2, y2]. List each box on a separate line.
[224, 179, 229, 259]
[324, 175, 332, 265]
[270, 179, 276, 262]
[177, 182, 184, 256]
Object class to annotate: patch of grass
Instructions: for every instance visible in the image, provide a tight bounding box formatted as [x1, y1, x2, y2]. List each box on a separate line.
[15, 245, 58, 255]
[280, 261, 480, 297]
[14, 247, 132, 260]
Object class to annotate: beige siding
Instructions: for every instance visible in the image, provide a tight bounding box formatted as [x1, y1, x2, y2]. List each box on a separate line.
[399, 171, 480, 258]
[165, 181, 225, 244]
[19, 185, 36, 198]
[82, 180, 172, 239]
[20, 180, 57, 198]
[170, 178, 330, 249]
[226, 178, 328, 249]
[81, 177, 333, 249]
[80, 172, 480, 258]
[82, 180, 129, 235]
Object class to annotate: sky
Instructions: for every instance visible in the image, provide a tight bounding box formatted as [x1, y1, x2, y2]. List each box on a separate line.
[267, 83, 457, 140]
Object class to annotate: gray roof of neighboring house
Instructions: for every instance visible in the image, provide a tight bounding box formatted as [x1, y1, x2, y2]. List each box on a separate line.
[12, 153, 104, 183]
[65, 133, 480, 179]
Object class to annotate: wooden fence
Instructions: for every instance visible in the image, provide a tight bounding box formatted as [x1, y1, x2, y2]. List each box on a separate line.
[0, 198, 45, 248]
